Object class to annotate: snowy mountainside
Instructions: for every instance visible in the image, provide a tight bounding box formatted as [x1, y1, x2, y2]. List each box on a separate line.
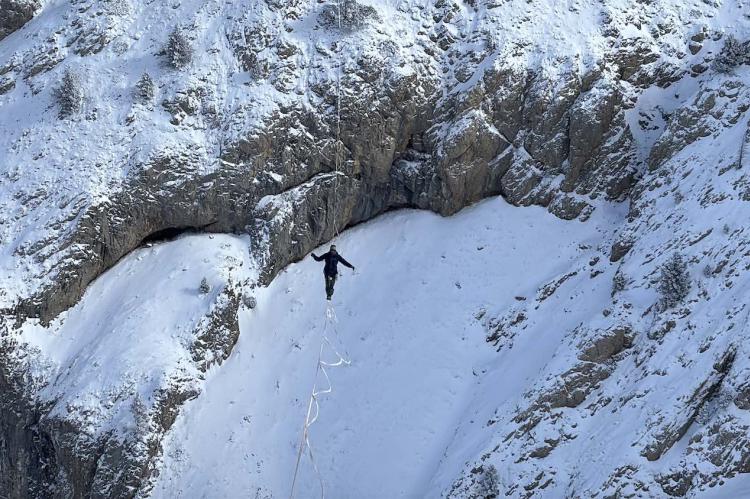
[4, 235, 255, 497]
[0, 0, 745, 322]
[1, 0, 750, 497]
[442, 69, 750, 497]
[20, 234, 255, 440]
[149, 65, 750, 497]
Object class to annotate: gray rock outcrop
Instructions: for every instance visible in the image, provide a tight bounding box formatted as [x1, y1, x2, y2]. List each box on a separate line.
[0, 0, 39, 41]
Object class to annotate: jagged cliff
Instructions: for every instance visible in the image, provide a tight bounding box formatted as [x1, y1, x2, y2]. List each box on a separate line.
[0, 0, 749, 497]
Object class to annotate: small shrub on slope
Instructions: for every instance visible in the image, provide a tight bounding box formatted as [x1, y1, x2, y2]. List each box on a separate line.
[657, 252, 691, 309]
[474, 464, 500, 498]
[612, 270, 627, 297]
[135, 73, 155, 103]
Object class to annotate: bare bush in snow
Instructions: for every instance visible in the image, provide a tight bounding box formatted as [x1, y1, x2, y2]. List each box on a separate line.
[199, 277, 210, 294]
[243, 294, 257, 309]
[474, 464, 500, 498]
[612, 269, 627, 297]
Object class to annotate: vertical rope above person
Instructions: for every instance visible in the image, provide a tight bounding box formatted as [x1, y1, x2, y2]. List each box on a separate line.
[333, 0, 343, 238]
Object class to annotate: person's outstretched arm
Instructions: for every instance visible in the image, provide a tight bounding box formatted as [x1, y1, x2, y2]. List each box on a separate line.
[312, 251, 327, 261]
[338, 255, 355, 270]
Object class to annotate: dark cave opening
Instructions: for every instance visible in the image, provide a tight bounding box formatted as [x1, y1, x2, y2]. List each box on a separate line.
[140, 223, 218, 245]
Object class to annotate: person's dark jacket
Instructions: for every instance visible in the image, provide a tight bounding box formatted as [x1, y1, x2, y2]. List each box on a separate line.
[312, 251, 354, 276]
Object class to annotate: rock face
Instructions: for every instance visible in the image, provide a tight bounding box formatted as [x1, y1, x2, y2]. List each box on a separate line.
[445, 67, 750, 498]
[0, 325, 56, 498]
[1, 0, 670, 327]
[8, 46, 637, 324]
[0, 0, 39, 41]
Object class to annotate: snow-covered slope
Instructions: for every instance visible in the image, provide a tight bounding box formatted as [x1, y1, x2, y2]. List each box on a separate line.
[5, 235, 255, 496]
[149, 199, 621, 498]
[441, 67, 750, 497]
[146, 78, 750, 496]
[19, 234, 255, 440]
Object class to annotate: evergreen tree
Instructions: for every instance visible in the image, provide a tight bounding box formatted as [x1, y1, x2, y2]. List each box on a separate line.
[135, 72, 155, 103]
[657, 252, 691, 309]
[54, 69, 84, 119]
[199, 277, 210, 294]
[165, 28, 193, 69]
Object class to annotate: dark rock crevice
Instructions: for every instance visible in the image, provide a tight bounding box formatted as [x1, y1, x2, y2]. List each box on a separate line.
[140, 222, 219, 245]
[0, 325, 59, 498]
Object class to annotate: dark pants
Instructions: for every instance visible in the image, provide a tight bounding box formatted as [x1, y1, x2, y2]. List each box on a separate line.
[325, 273, 337, 300]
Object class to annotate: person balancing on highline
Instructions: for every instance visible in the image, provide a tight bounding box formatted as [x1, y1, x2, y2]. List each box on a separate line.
[311, 244, 355, 301]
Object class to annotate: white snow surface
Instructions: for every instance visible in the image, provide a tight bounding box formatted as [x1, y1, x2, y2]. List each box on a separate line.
[149, 197, 623, 498]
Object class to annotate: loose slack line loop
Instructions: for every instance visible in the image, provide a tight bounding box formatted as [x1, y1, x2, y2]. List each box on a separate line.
[289, 304, 350, 499]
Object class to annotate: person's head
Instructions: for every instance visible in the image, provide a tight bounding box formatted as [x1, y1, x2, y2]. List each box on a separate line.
[330, 244, 337, 253]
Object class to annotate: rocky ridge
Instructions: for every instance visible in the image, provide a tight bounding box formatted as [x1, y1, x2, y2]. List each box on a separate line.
[4, 0, 725, 324]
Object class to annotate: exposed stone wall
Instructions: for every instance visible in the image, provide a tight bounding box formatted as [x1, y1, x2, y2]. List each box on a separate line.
[0, 0, 39, 41]
[12, 50, 647, 326]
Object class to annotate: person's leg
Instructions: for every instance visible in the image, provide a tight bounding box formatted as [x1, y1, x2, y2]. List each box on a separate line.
[325, 274, 335, 300]
[327, 274, 337, 299]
